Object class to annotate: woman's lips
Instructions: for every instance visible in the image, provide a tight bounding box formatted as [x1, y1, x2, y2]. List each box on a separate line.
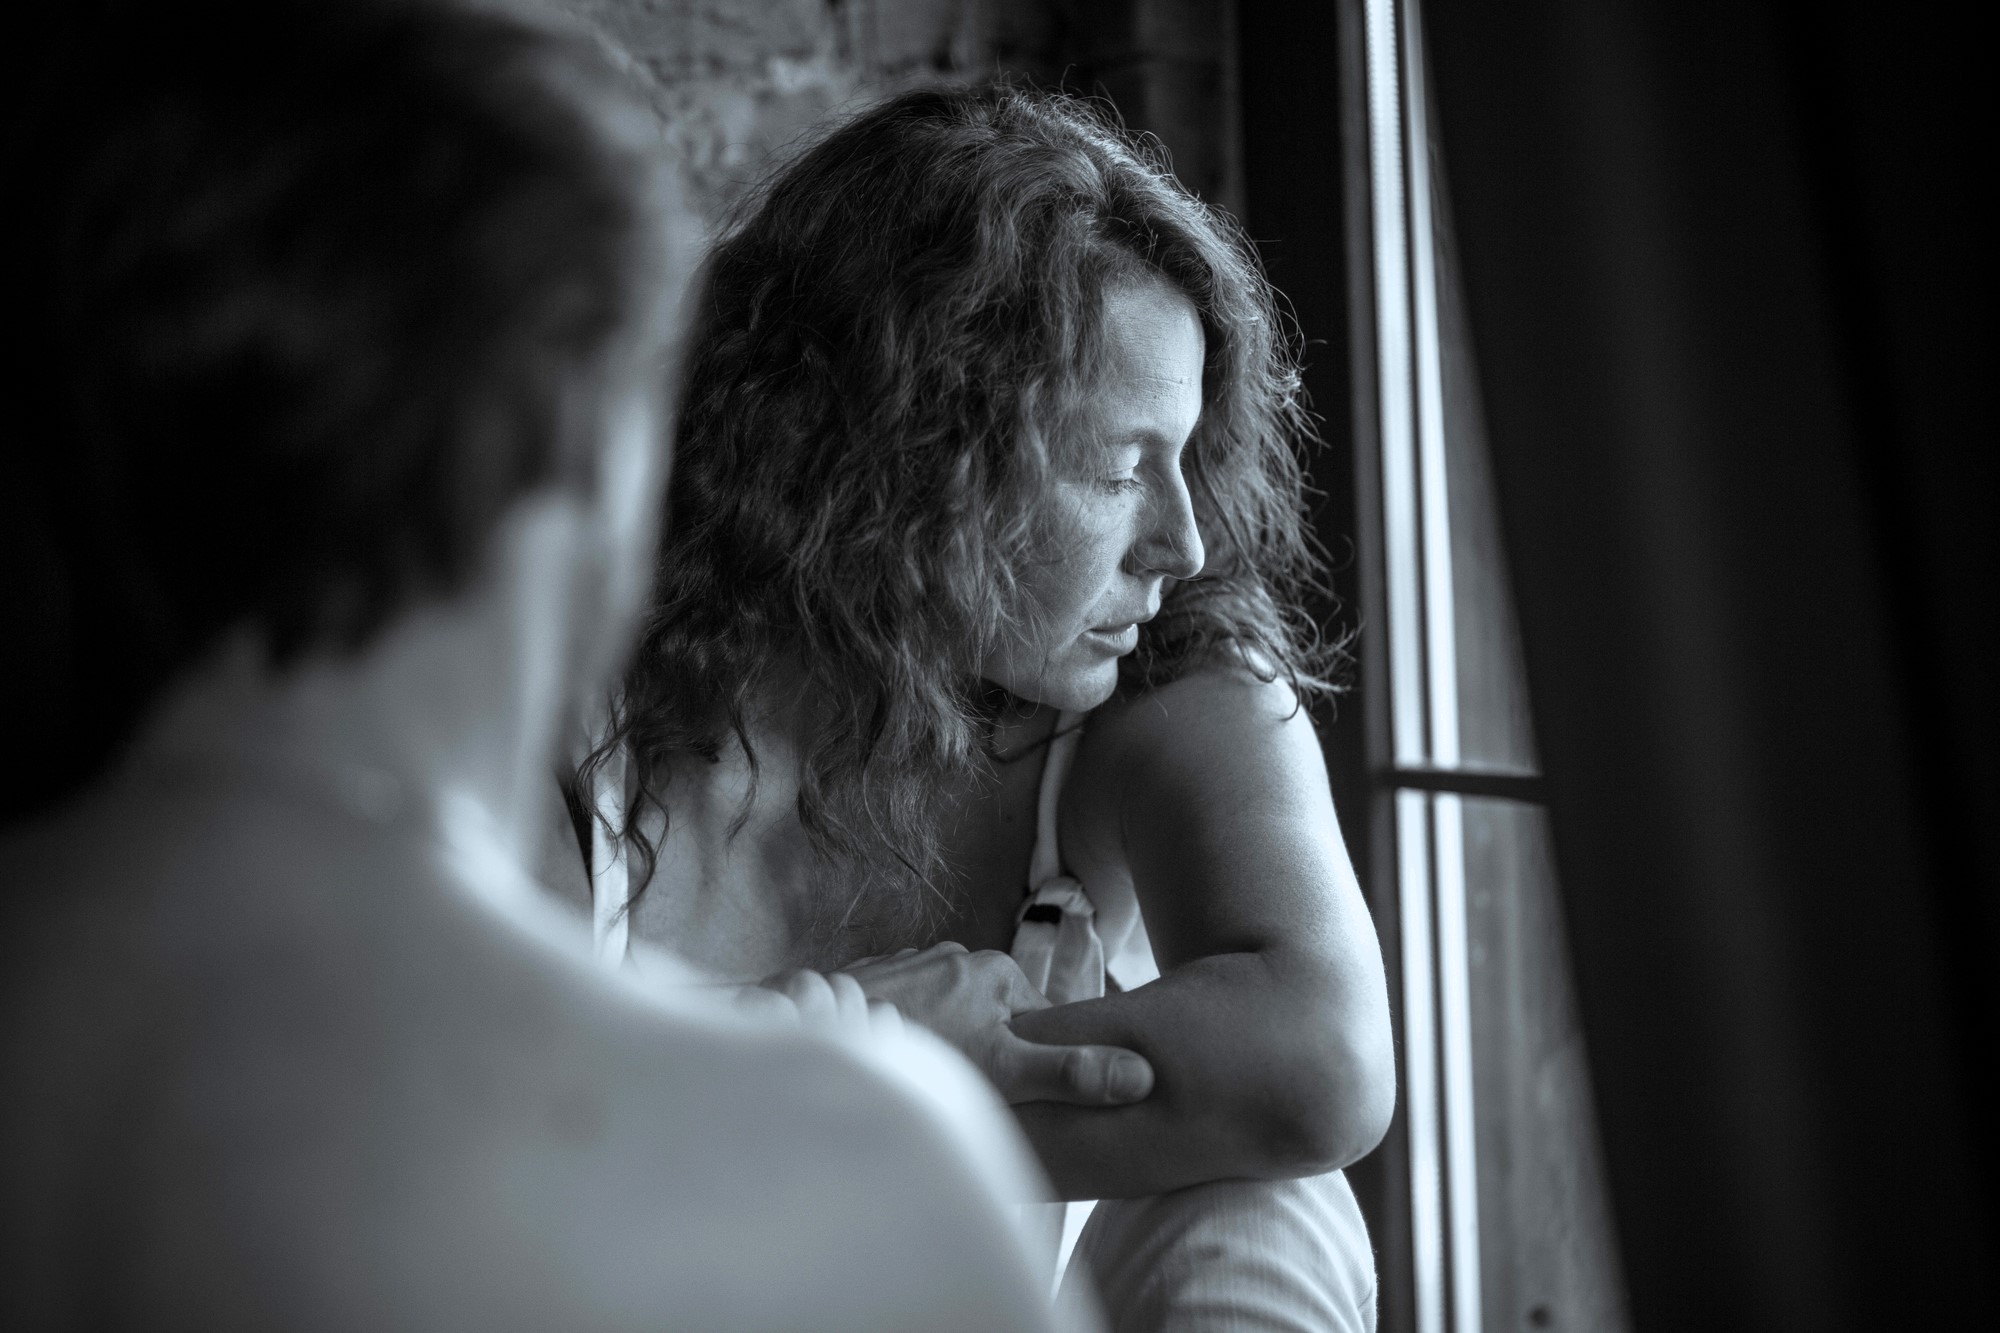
[1081, 623, 1140, 654]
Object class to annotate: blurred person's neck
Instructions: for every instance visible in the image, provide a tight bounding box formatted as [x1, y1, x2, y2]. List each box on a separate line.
[125, 492, 600, 875]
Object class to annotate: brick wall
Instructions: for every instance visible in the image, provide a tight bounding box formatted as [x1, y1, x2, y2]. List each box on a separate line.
[527, 0, 1240, 231]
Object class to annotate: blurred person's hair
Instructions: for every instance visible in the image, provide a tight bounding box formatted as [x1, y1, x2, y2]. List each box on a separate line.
[587, 82, 1334, 937]
[2, 0, 667, 820]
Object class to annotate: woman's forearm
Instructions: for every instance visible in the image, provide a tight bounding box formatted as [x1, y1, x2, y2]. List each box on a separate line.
[1006, 949, 1393, 1199]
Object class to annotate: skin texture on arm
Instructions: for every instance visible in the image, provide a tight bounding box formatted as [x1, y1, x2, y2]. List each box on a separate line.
[1007, 667, 1395, 1201]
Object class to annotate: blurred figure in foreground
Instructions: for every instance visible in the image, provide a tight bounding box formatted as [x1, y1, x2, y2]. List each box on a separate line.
[0, 3, 1078, 1329]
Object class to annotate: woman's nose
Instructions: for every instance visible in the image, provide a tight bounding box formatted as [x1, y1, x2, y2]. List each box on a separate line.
[1133, 471, 1205, 581]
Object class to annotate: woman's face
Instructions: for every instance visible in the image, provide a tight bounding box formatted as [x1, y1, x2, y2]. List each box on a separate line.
[980, 278, 1207, 712]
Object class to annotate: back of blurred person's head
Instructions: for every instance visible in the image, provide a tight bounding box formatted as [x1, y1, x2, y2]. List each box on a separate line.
[1, 0, 676, 822]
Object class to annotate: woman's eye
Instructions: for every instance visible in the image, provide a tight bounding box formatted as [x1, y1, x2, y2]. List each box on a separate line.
[1097, 473, 1145, 494]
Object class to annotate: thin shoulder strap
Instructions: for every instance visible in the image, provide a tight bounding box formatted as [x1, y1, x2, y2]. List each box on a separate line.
[589, 746, 631, 964]
[1026, 710, 1086, 889]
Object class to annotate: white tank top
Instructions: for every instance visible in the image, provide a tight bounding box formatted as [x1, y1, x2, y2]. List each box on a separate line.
[587, 746, 632, 966]
[589, 715, 1160, 990]
[1008, 710, 1158, 1001]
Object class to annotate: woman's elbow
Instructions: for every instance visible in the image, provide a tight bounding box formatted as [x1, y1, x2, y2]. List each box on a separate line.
[1255, 1018, 1397, 1176]
[1323, 1032, 1398, 1169]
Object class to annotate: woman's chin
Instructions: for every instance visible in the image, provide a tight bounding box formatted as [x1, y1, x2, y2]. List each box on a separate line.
[1028, 661, 1122, 714]
[981, 646, 1126, 715]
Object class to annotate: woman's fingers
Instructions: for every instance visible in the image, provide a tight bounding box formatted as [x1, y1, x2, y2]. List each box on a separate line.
[826, 943, 1142, 1104]
[745, 968, 906, 1040]
[996, 960, 1054, 1013]
[729, 983, 799, 1023]
[761, 968, 876, 1031]
[763, 968, 834, 1022]
[987, 1032, 1155, 1107]
[838, 946, 920, 973]
[866, 997, 905, 1037]
[823, 970, 871, 1024]
[839, 945, 1061, 1066]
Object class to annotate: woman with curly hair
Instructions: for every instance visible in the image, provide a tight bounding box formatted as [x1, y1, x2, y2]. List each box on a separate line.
[557, 84, 1392, 1328]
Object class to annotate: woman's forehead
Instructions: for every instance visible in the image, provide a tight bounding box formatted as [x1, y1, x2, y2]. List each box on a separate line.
[1102, 282, 1203, 369]
[1078, 283, 1204, 432]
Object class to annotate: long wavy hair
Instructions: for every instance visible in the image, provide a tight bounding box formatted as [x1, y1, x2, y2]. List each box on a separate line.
[585, 82, 1335, 936]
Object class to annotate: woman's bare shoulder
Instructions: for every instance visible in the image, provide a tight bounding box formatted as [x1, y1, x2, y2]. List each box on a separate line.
[1059, 664, 1327, 891]
[1077, 664, 1315, 795]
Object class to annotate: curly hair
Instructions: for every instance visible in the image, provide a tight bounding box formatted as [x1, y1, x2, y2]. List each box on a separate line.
[586, 82, 1333, 933]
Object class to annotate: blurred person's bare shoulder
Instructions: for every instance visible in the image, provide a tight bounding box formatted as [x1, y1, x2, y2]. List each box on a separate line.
[0, 791, 1061, 1332]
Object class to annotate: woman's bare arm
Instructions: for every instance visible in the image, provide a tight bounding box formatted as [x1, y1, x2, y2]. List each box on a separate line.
[1006, 668, 1395, 1200]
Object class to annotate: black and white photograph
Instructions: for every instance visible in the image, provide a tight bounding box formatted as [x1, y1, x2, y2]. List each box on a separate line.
[2, 2, 1990, 1329]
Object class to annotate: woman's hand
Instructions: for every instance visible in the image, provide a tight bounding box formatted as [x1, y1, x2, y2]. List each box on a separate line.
[839, 943, 1154, 1108]
[739, 967, 905, 1040]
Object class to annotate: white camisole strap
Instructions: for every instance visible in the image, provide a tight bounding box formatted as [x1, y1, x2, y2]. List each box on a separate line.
[1009, 710, 1106, 1008]
[588, 746, 631, 966]
[1027, 711, 1085, 888]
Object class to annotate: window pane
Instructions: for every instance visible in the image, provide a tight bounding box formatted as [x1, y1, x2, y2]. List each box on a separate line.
[1461, 796, 1629, 1332]
[1431, 166, 1538, 777]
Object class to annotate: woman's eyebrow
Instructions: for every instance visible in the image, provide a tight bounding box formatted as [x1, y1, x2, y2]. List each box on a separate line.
[1129, 427, 1197, 453]
[1087, 433, 1149, 456]
[1079, 428, 1183, 463]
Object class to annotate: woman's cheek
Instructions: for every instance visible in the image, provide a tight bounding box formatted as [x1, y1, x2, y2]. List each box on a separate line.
[1026, 483, 1141, 625]
[1066, 496, 1139, 583]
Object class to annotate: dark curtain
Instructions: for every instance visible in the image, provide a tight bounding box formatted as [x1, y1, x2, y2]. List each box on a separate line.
[1422, 0, 1995, 1325]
